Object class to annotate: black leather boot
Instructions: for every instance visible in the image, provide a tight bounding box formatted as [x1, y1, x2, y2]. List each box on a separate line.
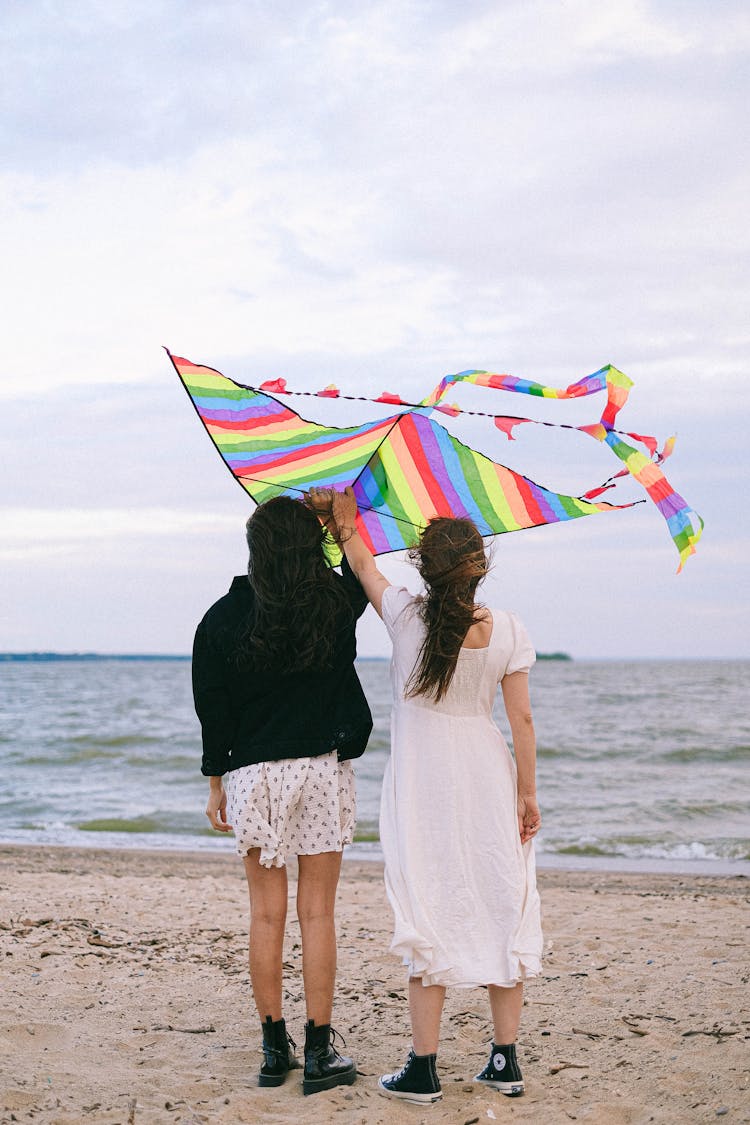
[258, 1016, 300, 1087]
[302, 1019, 357, 1095]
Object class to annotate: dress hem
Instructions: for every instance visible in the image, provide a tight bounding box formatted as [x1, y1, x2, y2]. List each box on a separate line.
[408, 969, 542, 989]
[237, 835, 354, 866]
[398, 951, 543, 989]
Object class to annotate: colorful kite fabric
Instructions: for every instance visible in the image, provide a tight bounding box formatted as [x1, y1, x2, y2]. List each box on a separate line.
[168, 351, 703, 570]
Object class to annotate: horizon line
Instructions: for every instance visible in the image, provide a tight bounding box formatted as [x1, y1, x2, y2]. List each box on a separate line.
[1, 652, 747, 663]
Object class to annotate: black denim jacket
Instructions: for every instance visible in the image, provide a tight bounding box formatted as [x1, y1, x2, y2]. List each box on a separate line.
[192, 558, 373, 776]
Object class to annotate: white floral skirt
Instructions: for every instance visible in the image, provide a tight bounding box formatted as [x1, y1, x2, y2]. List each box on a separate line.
[224, 751, 357, 867]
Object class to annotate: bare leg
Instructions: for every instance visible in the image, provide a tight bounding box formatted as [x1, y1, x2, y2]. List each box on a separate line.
[408, 977, 446, 1055]
[242, 849, 288, 1020]
[297, 850, 343, 1026]
[488, 983, 524, 1043]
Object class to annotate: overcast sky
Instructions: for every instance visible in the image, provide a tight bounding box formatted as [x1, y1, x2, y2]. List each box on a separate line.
[1, 0, 748, 658]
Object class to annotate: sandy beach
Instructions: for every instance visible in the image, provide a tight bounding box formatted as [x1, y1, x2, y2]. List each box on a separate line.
[0, 846, 747, 1125]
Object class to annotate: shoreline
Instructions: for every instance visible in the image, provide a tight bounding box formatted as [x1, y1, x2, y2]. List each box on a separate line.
[2, 843, 747, 1124]
[2, 841, 749, 892]
[0, 837, 747, 879]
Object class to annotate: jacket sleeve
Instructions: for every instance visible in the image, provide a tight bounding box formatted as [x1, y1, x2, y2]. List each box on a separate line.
[192, 617, 235, 777]
[339, 553, 369, 619]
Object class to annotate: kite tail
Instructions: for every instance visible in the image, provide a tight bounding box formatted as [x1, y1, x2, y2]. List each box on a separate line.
[580, 377, 703, 570]
[420, 363, 629, 408]
[601, 431, 704, 572]
[420, 361, 702, 569]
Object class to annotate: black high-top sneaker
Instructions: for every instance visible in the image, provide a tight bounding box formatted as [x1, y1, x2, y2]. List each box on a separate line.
[378, 1050, 443, 1104]
[258, 1016, 300, 1087]
[473, 1041, 524, 1096]
[302, 1020, 357, 1095]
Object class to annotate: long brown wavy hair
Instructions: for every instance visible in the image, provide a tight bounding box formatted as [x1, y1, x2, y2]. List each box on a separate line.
[405, 517, 489, 702]
[240, 496, 353, 671]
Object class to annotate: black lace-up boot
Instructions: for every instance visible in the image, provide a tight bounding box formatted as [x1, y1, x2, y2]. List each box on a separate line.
[473, 1041, 524, 1096]
[258, 1016, 300, 1087]
[302, 1020, 357, 1095]
[378, 1050, 442, 1104]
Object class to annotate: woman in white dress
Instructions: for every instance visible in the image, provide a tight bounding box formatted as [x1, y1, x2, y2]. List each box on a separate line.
[330, 487, 543, 1105]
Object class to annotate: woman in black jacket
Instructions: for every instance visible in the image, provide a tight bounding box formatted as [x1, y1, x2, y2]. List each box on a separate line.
[192, 496, 372, 1095]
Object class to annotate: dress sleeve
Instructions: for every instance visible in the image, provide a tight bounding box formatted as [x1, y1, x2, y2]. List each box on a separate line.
[381, 586, 416, 639]
[505, 612, 536, 675]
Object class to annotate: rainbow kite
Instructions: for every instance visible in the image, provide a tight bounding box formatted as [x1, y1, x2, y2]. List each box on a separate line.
[168, 351, 703, 570]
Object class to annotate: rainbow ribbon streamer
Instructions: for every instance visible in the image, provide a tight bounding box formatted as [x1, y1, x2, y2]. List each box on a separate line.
[168, 352, 702, 570]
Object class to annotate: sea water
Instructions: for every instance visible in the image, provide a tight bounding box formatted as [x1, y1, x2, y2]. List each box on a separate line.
[0, 658, 748, 874]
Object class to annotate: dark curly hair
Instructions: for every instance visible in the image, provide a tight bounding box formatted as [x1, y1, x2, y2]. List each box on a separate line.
[239, 496, 353, 672]
[405, 517, 489, 702]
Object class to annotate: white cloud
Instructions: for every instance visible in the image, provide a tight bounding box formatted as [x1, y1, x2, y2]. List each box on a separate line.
[0, 506, 242, 551]
[1, 0, 747, 398]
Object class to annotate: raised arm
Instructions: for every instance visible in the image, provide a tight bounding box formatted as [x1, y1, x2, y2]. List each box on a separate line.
[331, 487, 391, 618]
[500, 671, 541, 845]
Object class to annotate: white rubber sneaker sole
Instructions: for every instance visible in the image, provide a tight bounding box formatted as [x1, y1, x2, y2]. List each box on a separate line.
[474, 1075, 525, 1097]
[377, 1078, 443, 1104]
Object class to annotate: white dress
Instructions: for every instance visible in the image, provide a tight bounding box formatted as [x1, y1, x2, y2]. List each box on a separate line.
[379, 586, 543, 989]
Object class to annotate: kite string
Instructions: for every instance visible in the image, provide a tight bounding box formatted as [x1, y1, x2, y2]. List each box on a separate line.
[234, 472, 645, 529]
[242, 383, 668, 458]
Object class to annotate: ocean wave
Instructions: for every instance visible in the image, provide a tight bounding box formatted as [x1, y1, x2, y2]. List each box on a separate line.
[551, 842, 612, 857]
[21, 748, 122, 765]
[72, 734, 164, 748]
[123, 754, 197, 769]
[353, 827, 379, 843]
[659, 744, 750, 763]
[12, 746, 199, 767]
[536, 745, 573, 759]
[76, 814, 211, 835]
[545, 836, 749, 862]
[653, 799, 749, 820]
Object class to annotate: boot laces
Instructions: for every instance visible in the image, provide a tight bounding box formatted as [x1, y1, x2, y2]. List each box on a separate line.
[388, 1050, 415, 1082]
[261, 1030, 297, 1062]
